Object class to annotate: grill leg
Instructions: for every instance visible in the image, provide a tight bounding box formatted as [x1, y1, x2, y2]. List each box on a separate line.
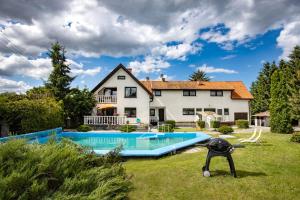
[203, 151, 212, 172]
[226, 154, 237, 178]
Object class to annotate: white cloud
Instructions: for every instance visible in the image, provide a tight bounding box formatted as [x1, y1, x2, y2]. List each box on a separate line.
[0, 76, 32, 93]
[151, 43, 201, 61]
[0, 54, 101, 80]
[221, 54, 236, 60]
[197, 64, 238, 74]
[277, 21, 300, 59]
[154, 74, 175, 81]
[128, 56, 170, 75]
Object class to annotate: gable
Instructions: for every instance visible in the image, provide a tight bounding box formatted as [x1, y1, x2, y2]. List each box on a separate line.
[91, 64, 153, 96]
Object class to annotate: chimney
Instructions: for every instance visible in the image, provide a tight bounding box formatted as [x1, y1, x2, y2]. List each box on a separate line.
[160, 74, 165, 82]
[146, 76, 150, 81]
[127, 68, 132, 73]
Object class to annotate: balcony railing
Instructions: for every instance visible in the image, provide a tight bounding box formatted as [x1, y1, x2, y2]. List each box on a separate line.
[96, 95, 117, 104]
[84, 116, 127, 125]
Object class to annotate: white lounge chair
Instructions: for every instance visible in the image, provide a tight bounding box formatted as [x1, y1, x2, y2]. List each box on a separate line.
[241, 129, 262, 143]
[238, 128, 257, 141]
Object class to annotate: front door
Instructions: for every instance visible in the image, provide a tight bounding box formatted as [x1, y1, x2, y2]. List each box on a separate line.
[158, 108, 165, 122]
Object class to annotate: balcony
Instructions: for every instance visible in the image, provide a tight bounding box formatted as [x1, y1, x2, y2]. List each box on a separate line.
[96, 95, 117, 104]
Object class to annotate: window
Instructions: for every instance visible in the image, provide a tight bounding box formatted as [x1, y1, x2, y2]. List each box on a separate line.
[117, 75, 126, 80]
[150, 109, 155, 116]
[210, 90, 223, 96]
[196, 108, 202, 112]
[154, 90, 161, 96]
[234, 112, 248, 121]
[224, 108, 229, 115]
[124, 108, 136, 118]
[204, 108, 216, 112]
[183, 90, 196, 96]
[125, 87, 137, 98]
[217, 109, 223, 115]
[183, 108, 195, 115]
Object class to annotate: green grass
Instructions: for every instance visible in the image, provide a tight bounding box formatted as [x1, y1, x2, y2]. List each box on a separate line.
[125, 133, 300, 200]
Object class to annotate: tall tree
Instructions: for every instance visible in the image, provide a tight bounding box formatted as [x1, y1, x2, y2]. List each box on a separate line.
[250, 62, 277, 114]
[189, 70, 210, 81]
[288, 46, 300, 122]
[46, 42, 74, 101]
[270, 60, 293, 133]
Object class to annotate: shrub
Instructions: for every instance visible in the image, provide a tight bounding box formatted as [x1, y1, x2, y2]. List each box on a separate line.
[119, 125, 136, 132]
[197, 120, 206, 129]
[290, 133, 300, 143]
[158, 125, 174, 132]
[210, 121, 220, 129]
[165, 120, 176, 129]
[235, 120, 249, 128]
[77, 124, 92, 132]
[0, 139, 132, 199]
[218, 125, 234, 134]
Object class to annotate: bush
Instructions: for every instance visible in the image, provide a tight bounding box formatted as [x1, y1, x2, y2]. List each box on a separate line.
[165, 120, 176, 129]
[119, 125, 136, 132]
[236, 120, 249, 128]
[218, 125, 234, 134]
[0, 139, 132, 199]
[290, 133, 300, 143]
[197, 120, 206, 129]
[77, 124, 92, 132]
[158, 125, 174, 132]
[210, 121, 220, 129]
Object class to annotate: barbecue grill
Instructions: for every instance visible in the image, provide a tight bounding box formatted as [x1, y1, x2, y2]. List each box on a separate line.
[200, 138, 237, 178]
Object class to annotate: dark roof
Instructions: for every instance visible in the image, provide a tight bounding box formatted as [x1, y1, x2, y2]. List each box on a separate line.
[91, 64, 153, 96]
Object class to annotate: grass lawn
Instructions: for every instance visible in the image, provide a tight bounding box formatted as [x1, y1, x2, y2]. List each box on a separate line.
[125, 132, 300, 200]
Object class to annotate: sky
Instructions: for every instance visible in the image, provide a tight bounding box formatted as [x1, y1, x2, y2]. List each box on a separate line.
[0, 0, 300, 93]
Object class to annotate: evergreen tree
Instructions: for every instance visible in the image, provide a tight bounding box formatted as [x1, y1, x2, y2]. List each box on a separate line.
[288, 46, 300, 121]
[189, 69, 210, 81]
[270, 60, 293, 133]
[46, 42, 74, 101]
[250, 62, 277, 114]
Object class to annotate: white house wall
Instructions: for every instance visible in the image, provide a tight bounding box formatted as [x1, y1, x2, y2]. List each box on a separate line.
[93, 68, 150, 124]
[150, 90, 249, 122]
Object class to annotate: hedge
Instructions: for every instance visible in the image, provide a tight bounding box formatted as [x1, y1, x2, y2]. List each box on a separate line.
[291, 133, 300, 143]
[165, 120, 176, 129]
[77, 124, 92, 132]
[197, 120, 205, 129]
[218, 125, 234, 134]
[119, 125, 136, 132]
[210, 121, 220, 129]
[235, 120, 249, 128]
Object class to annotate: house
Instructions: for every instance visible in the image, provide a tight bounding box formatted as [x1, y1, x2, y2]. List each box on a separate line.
[84, 64, 253, 127]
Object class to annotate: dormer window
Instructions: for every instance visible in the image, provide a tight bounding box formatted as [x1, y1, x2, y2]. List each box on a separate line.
[210, 90, 223, 96]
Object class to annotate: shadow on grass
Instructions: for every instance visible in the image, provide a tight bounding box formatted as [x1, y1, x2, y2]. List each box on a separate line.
[210, 170, 267, 178]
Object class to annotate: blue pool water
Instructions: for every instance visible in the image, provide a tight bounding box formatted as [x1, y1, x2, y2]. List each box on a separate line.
[0, 129, 211, 156]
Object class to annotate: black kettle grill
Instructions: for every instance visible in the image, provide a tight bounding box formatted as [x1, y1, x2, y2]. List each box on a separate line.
[200, 138, 237, 178]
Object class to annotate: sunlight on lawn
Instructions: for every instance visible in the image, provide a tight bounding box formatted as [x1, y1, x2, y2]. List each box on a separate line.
[125, 132, 300, 200]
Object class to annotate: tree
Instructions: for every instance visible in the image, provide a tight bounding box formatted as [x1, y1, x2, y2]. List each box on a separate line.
[250, 62, 277, 114]
[46, 42, 74, 101]
[270, 60, 293, 133]
[288, 46, 300, 122]
[63, 88, 96, 127]
[189, 69, 210, 81]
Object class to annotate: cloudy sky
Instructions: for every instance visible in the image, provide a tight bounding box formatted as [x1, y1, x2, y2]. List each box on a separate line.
[0, 0, 300, 93]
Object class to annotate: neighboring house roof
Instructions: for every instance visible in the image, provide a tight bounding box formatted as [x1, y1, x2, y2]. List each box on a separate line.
[91, 64, 153, 96]
[252, 111, 270, 117]
[141, 80, 253, 100]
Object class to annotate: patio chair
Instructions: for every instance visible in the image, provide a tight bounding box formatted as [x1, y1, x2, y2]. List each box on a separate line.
[238, 128, 257, 141]
[241, 129, 262, 143]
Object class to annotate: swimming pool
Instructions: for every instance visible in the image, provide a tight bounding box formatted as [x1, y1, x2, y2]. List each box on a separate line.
[0, 128, 211, 157]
